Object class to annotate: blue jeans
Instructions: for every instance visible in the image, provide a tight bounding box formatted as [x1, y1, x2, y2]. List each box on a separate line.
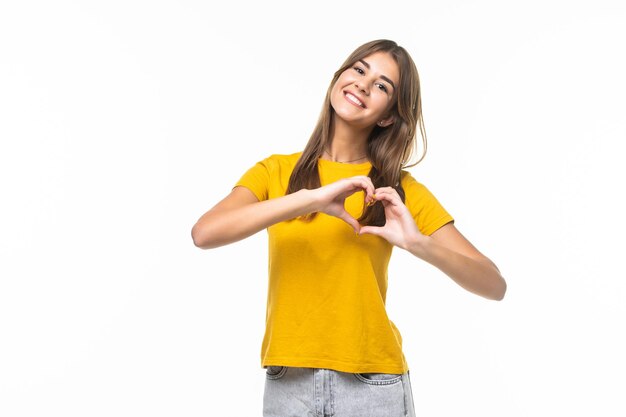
[263, 366, 417, 417]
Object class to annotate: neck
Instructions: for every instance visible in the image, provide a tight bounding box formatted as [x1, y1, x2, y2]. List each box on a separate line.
[323, 149, 368, 163]
[323, 116, 372, 163]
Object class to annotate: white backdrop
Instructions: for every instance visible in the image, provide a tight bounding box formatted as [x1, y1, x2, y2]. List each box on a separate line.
[1, 1, 625, 416]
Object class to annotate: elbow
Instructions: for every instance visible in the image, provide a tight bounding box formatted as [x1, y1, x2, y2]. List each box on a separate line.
[490, 277, 507, 301]
[484, 260, 506, 301]
[192, 213, 239, 249]
[191, 224, 206, 249]
[191, 222, 216, 250]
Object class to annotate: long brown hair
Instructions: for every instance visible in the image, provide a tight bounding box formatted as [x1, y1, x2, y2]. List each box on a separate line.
[286, 39, 427, 226]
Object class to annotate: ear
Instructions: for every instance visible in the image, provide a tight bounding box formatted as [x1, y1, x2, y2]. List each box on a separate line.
[377, 115, 395, 128]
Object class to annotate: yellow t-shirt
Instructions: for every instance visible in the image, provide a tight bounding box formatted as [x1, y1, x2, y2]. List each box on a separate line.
[234, 152, 454, 374]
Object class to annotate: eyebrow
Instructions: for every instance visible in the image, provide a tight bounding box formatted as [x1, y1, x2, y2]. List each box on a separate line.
[358, 59, 396, 90]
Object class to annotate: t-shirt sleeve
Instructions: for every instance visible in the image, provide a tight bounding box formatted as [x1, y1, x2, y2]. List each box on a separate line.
[401, 171, 454, 236]
[233, 156, 273, 202]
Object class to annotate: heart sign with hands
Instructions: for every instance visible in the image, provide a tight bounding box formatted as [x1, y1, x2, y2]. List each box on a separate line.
[358, 186, 425, 250]
[313, 175, 376, 234]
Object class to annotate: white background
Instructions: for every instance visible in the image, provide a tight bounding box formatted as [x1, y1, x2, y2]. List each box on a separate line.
[1, 1, 625, 416]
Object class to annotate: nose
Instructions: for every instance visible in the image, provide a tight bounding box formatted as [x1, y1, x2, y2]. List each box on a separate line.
[354, 79, 370, 96]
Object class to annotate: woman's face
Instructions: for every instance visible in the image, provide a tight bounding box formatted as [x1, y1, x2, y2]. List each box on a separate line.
[330, 51, 399, 130]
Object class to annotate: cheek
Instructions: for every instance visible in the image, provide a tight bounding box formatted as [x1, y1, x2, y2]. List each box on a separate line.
[330, 77, 350, 103]
[329, 89, 346, 114]
[329, 85, 341, 106]
[372, 95, 393, 113]
[336, 71, 355, 87]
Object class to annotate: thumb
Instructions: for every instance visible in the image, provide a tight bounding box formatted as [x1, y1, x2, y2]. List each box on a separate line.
[358, 226, 383, 237]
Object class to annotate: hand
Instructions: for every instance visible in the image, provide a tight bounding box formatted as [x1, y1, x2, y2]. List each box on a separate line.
[358, 186, 425, 249]
[313, 176, 376, 233]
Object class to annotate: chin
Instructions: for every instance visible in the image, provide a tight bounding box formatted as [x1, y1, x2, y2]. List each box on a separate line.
[331, 102, 360, 119]
[332, 108, 356, 123]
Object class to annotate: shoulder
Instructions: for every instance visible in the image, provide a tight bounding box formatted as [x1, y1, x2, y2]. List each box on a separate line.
[257, 151, 303, 169]
[399, 169, 454, 234]
[400, 170, 426, 192]
[399, 169, 444, 204]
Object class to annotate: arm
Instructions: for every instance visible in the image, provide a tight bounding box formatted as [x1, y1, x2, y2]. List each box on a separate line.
[191, 176, 376, 250]
[410, 223, 506, 301]
[191, 186, 315, 249]
[359, 187, 506, 301]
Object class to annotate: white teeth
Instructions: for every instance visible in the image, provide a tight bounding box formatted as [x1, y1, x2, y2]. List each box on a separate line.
[345, 93, 364, 107]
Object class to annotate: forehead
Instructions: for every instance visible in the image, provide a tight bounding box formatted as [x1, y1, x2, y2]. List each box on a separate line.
[358, 51, 399, 84]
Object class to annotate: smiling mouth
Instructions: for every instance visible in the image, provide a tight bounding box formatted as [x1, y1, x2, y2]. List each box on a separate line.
[343, 91, 366, 108]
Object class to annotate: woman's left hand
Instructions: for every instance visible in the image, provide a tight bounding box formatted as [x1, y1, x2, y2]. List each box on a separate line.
[358, 187, 425, 250]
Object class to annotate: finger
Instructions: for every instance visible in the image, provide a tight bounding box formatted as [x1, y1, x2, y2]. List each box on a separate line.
[342, 176, 374, 195]
[372, 189, 402, 205]
[358, 226, 383, 237]
[345, 178, 375, 204]
[366, 190, 389, 207]
[352, 175, 375, 187]
[336, 210, 361, 233]
[348, 175, 375, 189]
[353, 177, 376, 197]
[374, 186, 399, 198]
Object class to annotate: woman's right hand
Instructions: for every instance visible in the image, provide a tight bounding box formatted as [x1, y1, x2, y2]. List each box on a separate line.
[312, 175, 376, 233]
[192, 175, 375, 249]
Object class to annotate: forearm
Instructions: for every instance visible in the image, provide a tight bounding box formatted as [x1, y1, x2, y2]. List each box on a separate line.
[192, 189, 316, 249]
[406, 237, 507, 301]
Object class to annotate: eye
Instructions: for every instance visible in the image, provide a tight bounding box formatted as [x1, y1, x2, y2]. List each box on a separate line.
[353, 66, 365, 75]
[376, 83, 388, 93]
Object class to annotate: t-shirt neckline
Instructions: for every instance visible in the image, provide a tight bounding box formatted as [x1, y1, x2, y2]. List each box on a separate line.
[317, 157, 372, 171]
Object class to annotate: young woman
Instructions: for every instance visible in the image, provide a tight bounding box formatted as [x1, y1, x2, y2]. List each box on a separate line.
[192, 39, 506, 417]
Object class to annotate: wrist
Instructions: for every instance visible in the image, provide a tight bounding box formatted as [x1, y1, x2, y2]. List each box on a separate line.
[405, 233, 432, 257]
[296, 188, 319, 215]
